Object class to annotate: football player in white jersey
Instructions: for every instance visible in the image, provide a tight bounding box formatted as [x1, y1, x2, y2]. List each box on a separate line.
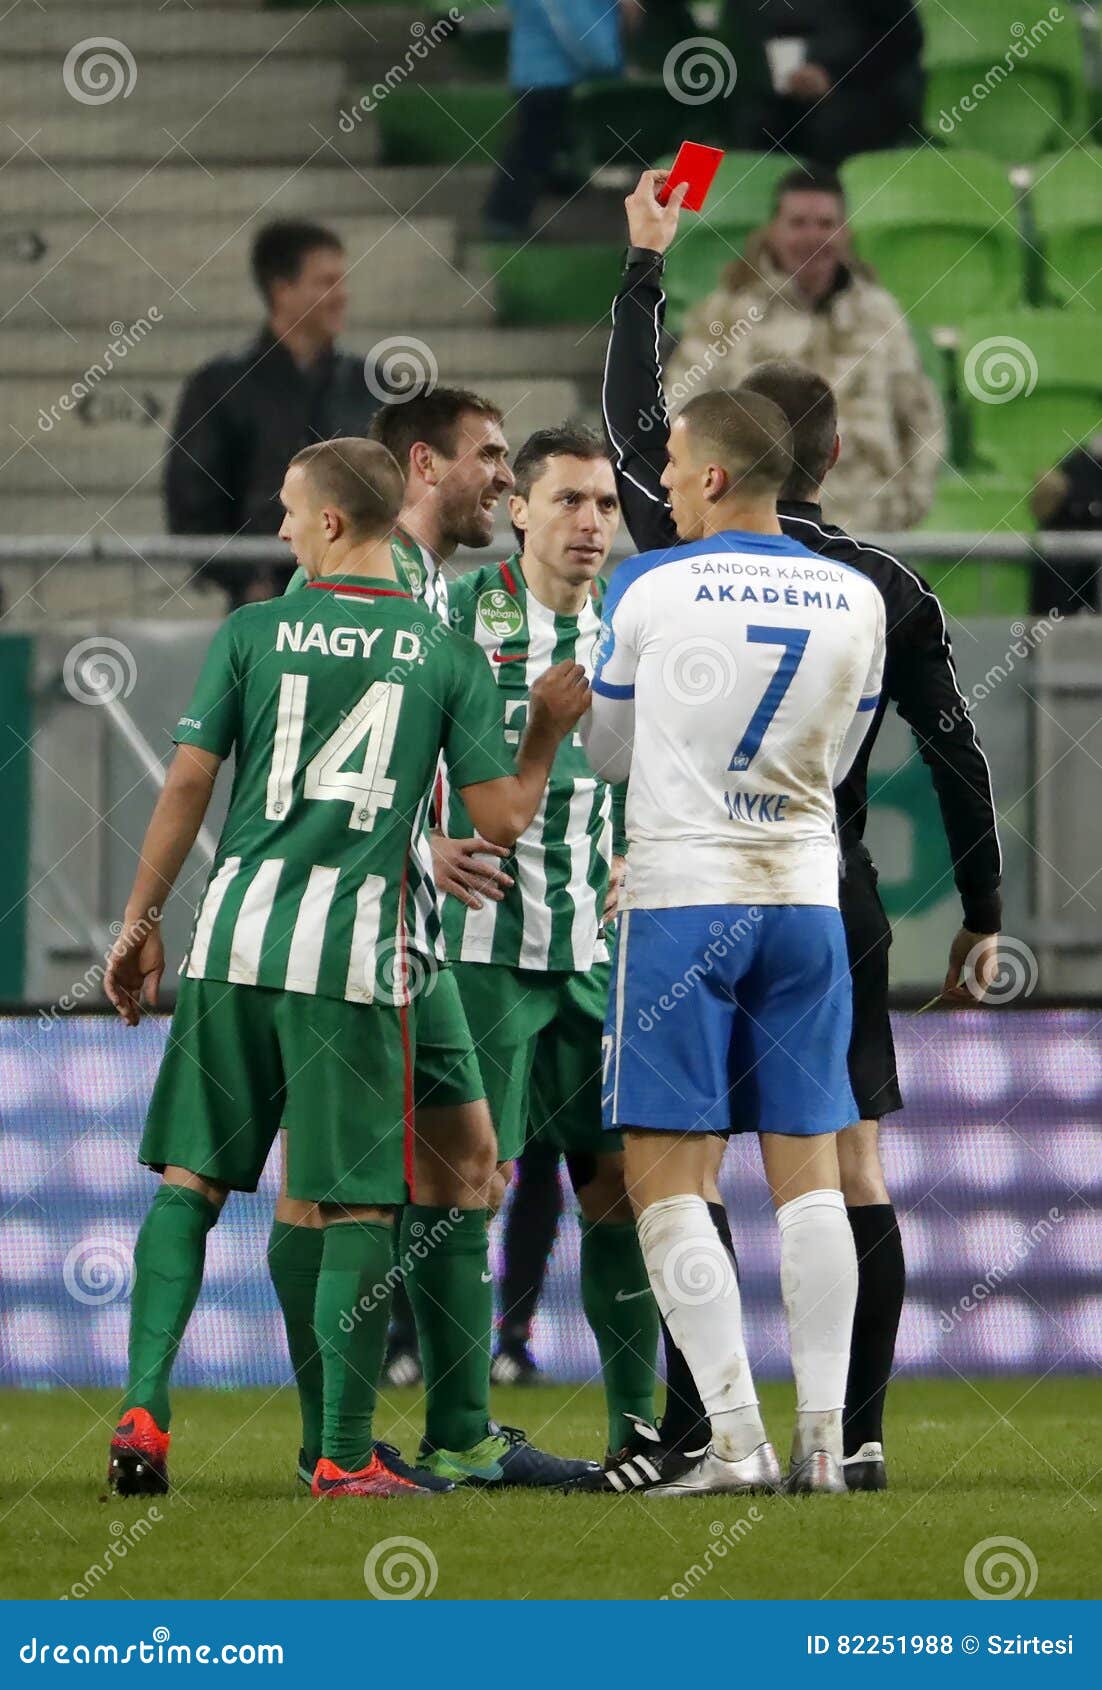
[584, 389, 886, 1496]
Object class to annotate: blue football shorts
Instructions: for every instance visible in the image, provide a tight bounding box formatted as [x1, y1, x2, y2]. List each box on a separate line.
[602, 903, 859, 1138]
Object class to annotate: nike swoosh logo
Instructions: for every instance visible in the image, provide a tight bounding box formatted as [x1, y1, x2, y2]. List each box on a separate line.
[492, 650, 527, 664]
[614, 1288, 651, 1302]
[481, 1272, 493, 1283]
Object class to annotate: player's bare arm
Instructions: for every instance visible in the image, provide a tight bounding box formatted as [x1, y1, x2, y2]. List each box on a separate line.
[104, 744, 222, 1027]
[430, 831, 514, 910]
[460, 660, 591, 845]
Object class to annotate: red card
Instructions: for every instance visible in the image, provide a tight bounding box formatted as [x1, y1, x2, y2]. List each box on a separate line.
[657, 142, 725, 212]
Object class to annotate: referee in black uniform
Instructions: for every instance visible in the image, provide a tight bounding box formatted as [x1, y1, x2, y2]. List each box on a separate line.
[600, 171, 1002, 1491]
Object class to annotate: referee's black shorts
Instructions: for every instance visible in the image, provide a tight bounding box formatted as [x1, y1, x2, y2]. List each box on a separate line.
[839, 844, 903, 1122]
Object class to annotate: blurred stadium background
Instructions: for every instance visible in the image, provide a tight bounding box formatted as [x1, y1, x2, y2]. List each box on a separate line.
[1, 0, 1100, 1392]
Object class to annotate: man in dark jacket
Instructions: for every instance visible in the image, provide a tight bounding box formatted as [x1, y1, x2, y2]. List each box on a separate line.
[165, 219, 385, 607]
[598, 170, 1002, 1495]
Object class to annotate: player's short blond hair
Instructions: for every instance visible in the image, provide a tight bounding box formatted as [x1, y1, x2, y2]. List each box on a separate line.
[290, 438, 404, 539]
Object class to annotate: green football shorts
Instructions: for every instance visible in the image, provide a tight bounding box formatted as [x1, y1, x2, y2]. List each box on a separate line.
[139, 976, 412, 1205]
[412, 962, 485, 1110]
[450, 960, 618, 1162]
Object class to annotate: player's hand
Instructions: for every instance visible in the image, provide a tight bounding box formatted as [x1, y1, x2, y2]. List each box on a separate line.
[603, 854, 626, 925]
[529, 660, 591, 737]
[625, 168, 688, 257]
[785, 63, 832, 100]
[431, 833, 514, 912]
[104, 915, 165, 1027]
[941, 927, 999, 1005]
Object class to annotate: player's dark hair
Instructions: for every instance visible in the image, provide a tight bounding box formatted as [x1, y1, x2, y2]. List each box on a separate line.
[509, 422, 613, 545]
[772, 164, 844, 212]
[290, 438, 404, 539]
[251, 220, 344, 303]
[512, 423, 611, 503]
[737, 362, 837, 502]
[678, 389, 792, 499]
[369, 387, 504, 476]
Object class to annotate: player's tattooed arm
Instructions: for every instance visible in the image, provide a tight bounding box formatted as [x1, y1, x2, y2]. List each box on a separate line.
[430, 832, 515, 911]
[104, 744, 222, 1026]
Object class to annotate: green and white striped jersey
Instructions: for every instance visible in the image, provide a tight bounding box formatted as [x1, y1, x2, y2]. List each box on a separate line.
[287, 527, 448, 959]
[176, 574, 512, 1005]
[443, 554, 623, 972]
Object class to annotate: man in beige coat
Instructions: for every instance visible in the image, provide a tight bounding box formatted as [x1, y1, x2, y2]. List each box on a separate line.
[668, 166, 944, 533]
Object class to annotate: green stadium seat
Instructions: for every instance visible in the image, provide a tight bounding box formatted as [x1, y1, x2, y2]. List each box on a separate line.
[920, 0, 1087, 162]
[570, 79, 689, 173]
[1031, 148, 1102, 310]
[375, 85, 512, 167]
[917, 473, 1031, 614]
[659, 152, 797, 334]
[663, 225, 744, 337]
[840, 149, 1024, 325]
[955, 311, 1102, 483]
[476, 242, 623, 325]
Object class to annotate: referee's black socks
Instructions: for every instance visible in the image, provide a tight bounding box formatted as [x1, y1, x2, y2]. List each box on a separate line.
[657, 1201, 738, 1451]
[843, 1203, 906, 1457]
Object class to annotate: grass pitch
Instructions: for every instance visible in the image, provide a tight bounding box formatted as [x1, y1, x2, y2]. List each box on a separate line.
[1, 1379, 1096, 1601]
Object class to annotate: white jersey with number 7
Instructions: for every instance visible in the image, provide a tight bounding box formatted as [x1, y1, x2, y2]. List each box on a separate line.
[583, 531, 885, 910]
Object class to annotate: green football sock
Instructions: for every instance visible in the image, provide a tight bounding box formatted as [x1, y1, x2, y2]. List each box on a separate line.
[123, 1183, 219, 1430]
[580, 1218, 659, 1450]
[267, 1221, 325, 1466]
[314, 1220, 393, 1471]
[401, 1204, 491, 1452]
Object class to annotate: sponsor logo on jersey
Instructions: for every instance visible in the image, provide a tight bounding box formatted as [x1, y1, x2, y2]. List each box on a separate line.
[477, 588, 524, 641]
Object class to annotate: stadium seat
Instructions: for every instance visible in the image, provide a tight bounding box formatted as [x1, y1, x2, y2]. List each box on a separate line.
[375, 85, 512, 167]
[920, 0, 1088, 162]
[916, 472, 1031, 614]
[662, 226, 745, 337]
[955, 312, 1102, 483]
[475, 242, 623, 325]
[840, 150, 1024, 325]
[570, 79, 690, 173]
[1031, 149, 1102, 310]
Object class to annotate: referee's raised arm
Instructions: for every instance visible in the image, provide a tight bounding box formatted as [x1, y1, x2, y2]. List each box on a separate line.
[601, 170, 684, 554]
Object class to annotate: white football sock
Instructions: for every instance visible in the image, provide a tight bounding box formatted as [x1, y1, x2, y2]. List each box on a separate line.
[637, 1195, 765, 1462]
[777, 1187, 858, 1463]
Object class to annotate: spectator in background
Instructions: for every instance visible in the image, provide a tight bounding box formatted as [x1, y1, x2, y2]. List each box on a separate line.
[165, 220, 385, 608]
[727, 0, 924, 165]
[1030, 439, 1102, 615]
[482, 0, 638, 240]
[667, 166, 943, 532]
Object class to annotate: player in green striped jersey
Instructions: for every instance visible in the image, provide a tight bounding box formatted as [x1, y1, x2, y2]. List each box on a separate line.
[274, 393, 596, 1488]
[443, 425, 661, 1464]
[103, 437, 591, 1499]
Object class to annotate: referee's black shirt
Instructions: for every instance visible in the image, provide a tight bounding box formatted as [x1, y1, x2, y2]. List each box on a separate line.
[601, 250, 1002, 938]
